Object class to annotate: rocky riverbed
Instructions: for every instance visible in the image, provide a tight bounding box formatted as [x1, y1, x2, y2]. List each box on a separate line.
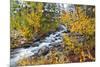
[10, 24, 68, 67]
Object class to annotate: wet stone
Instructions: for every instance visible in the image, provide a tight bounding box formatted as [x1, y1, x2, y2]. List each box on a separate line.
[38, 46, 50, 56]
[23, 45, 31, 48]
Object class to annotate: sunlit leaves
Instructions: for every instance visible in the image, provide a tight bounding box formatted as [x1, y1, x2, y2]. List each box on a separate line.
[60, 11, 72, 27]
[11, 1, 95, 64]
[70, 15, 95, 35]
[63, 33, 76, 49]
[25, 12, 41, 33]
[11, 2, 43, 40]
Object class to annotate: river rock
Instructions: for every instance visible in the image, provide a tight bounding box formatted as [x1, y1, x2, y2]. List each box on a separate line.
[19, 43, 32, 48]
[38, 46, 49, 56]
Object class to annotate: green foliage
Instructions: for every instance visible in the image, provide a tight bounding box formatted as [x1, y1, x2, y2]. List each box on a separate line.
[10, 1, 95, 64]
[11, 2, 43, 40]
[10, 1, 60, 48]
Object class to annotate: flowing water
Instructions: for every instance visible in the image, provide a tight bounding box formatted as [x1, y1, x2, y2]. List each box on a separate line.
[10, 25, 67, 67]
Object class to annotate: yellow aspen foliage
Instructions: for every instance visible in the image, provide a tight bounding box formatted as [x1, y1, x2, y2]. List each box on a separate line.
[25, 3, 43, 33]
[25, 11, 41, 33]
[10, 17, 20, 30]
[68, 6, 95, 36]
[36, 3, 43, 15]
[11, 2, 43, 40]
[63, 33, 76, 49]
[70, 16, 95, 35]
[19, 27, 32, 39]
[60, 11, 70, 24]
